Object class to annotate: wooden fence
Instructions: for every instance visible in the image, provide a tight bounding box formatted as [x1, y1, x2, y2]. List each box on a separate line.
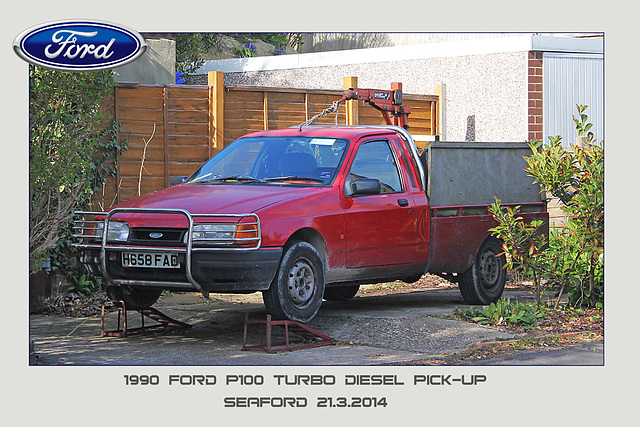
[99, 73, 439, 207]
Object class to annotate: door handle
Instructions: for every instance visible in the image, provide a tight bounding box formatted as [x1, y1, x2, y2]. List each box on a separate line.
[397, 199, 409, 207]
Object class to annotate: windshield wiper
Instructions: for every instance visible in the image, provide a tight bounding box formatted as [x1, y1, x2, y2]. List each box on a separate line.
[189, 175, 325, 185]
[261, 176, 325, 183]
[189, 176, 261, 184]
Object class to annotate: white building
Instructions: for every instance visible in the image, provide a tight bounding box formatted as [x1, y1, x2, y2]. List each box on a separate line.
[196, 33, 604, 146]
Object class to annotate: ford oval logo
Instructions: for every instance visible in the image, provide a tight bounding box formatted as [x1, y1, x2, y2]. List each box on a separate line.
[13, 20, 147, 71]
[149, 232, 164, 239]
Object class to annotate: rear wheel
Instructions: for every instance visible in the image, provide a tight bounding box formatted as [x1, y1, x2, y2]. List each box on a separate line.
[458, 238, 506, 305]
[262, 241, 325, 323]
[324, 285, 360, 301]
[105, 286, 162, 310]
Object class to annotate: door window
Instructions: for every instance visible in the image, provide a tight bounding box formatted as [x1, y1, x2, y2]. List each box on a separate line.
[346, 140, 403, 194]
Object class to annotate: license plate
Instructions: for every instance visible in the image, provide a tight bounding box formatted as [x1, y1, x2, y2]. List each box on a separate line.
[122, 252, 180, 269]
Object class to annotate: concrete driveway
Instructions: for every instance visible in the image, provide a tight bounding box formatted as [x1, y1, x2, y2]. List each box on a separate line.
[28, 286, 600, 366]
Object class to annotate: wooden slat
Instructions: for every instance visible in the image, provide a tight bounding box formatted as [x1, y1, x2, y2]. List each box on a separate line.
[119, 121, 165, 136]
[167, 135, 209, 147]
[167, 122, 208, 136]
[120, 160, 165, 177]
[117, 97, 164, 110]
[121, 133, 164, 148]
[166, 86, 209, 99]
[224, 101, 264, 111]
[268, 110, 307, 122]
[267, 91, 306, 104]
[226, 90, 264, 103]
[117, 108, 164, 122]
[167, 146, 210, 162]
[117, 86, 164, 99]
[119, 149, 165, 164]
[307, 93, 343, 104]
[119, 176, 165, 189]
[167, 109, 209, 124]
[224, 129, 259, 141]
[224, 108, 267, 121]
[168, 163, 201, 176]
[265, 102, 308, 113]
[167, 98, 209, 111]
[224, 122, 265, 130]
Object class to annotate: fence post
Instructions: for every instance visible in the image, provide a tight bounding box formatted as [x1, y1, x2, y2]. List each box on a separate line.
[343, 76, 358, 125]
[208, 71, 225, 156]
[434, 83, 444, 140]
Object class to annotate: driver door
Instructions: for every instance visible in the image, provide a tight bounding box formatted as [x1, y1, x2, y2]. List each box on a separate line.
[342, 138, 419, 269]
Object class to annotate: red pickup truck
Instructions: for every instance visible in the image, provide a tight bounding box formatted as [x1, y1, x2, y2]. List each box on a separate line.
[75, 125, 547, 322]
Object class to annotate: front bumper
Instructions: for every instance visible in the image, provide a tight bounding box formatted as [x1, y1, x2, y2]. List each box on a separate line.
[74, 207, 281, 295]
[80, 246, 282, 292]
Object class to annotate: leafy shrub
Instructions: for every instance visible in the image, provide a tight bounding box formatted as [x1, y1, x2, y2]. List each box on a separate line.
[525, 105, 603, 307]
[29, 67, 117, 272]
[489, 200, 547, 306]
[489, 105, 603, 308]
[456, 299, 545, 327]
[234, 43, 257, 58]
[175, 33, 220, 77]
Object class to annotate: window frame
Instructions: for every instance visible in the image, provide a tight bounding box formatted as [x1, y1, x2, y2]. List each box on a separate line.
[344, 138, 405, 197]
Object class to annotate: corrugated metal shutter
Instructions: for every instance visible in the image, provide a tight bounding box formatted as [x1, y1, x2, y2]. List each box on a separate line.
[543, 53, 603, 146]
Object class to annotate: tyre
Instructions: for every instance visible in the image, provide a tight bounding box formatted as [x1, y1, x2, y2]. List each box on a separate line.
[323, 284, 360, 301]
[262, 241, 325, 323]
[105, 286, 162, 310]
[458, 238, 507, 305]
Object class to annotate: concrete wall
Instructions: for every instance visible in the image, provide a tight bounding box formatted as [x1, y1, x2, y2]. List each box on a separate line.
[196, 35, 602, 143]
[220, 51, 529, 142]
[114, 39, 176, 85]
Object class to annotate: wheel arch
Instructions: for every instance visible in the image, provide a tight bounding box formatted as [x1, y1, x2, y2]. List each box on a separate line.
[286, 227, 327, 268]
[462, 234, 504, 271]
[479, 234, 505, 254]
[457, 233, 508, 305]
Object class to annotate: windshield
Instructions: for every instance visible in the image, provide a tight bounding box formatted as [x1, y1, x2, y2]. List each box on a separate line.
[186, 136, 349, 185]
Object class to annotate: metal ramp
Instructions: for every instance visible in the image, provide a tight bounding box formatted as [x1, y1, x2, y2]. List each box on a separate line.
[242, 314, 337, 353]
[100, 301, 191, 338]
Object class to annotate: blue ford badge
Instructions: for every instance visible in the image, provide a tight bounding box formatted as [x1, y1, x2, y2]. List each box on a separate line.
[149, 232, 163, 239]
[13, 20, 147, 71]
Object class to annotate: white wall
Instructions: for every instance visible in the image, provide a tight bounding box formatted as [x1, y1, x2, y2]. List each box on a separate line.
[196, 35, 603, 143]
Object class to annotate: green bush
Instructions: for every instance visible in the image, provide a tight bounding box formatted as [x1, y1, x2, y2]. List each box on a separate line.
[175, 33, 220, 77]
[488, 199, 547, 306]
[456, 299, 545, 328]
[29, 67, 126, 284]
[489, 105, 603, 308]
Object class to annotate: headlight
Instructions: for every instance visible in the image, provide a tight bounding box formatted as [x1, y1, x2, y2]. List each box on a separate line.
[189, 223, 236, 244]
[95, 221, 130, 242]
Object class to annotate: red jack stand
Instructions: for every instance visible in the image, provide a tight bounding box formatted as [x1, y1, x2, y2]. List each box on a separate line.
[100, 301, 191, 338]
[242, 314, 337, 353]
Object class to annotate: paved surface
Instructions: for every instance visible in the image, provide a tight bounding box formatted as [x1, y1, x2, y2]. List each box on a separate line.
[471, 341, 604, 365]
[29, 287, 603, 366]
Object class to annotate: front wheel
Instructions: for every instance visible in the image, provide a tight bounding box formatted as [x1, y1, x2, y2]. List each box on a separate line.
[262, 241, 325, 323]
[458, 238, 507, 305]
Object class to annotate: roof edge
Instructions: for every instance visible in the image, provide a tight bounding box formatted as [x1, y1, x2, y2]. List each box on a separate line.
[195, 34, 603, 75]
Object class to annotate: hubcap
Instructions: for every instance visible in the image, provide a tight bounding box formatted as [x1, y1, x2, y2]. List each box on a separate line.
[479, 249, 500, 289]
[287, 259, 315, 308]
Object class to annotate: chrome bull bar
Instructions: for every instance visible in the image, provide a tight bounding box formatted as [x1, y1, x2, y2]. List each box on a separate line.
[73, 207, 261, 298]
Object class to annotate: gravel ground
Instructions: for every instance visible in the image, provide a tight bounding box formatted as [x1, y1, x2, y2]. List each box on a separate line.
[30, 275, 602, 366]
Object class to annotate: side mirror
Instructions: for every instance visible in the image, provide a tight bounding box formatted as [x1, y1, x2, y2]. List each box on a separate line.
[347, 178, 381, 196]
[169, 176, 188, 187]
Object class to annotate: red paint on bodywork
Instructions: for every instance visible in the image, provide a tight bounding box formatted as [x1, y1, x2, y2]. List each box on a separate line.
[101, 126, 547, 284]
